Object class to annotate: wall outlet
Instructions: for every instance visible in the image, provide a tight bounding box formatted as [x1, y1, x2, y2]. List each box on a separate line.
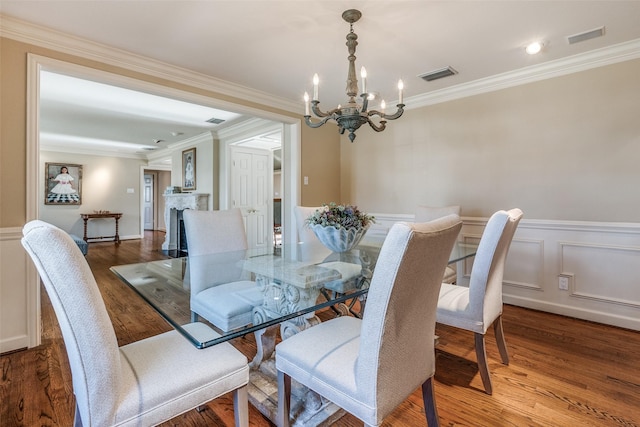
[558, 274, 571, 291]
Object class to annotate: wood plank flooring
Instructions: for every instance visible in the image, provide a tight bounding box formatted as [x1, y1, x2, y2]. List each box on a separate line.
[2, 231, 639, 426]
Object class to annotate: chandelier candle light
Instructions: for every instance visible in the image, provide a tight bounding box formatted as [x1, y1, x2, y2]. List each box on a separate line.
[303, 9, 404, 142]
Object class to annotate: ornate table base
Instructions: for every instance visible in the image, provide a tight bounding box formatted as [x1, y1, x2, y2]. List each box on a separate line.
[247, 275, 347, 425]
[248, 357, 346, 426]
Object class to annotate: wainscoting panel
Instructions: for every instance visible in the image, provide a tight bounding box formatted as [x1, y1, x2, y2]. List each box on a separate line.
[371, 213, 640, 331]
[560, 241, 640, 308]
[0, 227, 39, 353]
[504, 238, 544, 291]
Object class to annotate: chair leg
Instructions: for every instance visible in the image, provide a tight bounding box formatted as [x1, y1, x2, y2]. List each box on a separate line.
[276, 370, 291, 427]
[494, 315, 510, 365]
[474, 332, 493, 395]
[234, 385, 249, 427]
[421, 376, 440, 427]
[191, 311, 199, 322]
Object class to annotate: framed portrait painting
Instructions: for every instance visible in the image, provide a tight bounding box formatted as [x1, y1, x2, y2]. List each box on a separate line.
[182, 148, 196, 191]
[45, 163, 83, 205]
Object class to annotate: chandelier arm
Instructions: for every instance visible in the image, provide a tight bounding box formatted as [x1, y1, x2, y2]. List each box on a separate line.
[380, 104, 405, 121]
[366, 118, 387, 133]
[310, 101, 332, 118]
[304, 115, 335, 128]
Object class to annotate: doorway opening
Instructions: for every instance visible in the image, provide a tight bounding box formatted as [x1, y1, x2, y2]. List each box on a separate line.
[26, 53, 302, 347]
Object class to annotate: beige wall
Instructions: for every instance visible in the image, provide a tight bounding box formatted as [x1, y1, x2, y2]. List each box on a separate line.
[300, 123, 342, 207]
[341, 58, 640, 222]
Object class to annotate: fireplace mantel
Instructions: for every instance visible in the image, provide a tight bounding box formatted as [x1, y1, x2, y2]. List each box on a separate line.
[162, 193, 209, 251]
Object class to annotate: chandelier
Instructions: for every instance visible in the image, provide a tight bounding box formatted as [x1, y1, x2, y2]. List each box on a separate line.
[303, 9, 404, 142]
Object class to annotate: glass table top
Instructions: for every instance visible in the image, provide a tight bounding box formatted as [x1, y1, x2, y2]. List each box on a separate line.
[111, 236, 477, 349]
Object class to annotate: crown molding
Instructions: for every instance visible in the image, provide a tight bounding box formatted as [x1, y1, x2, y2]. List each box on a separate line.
[166, 131, 214, 152]
[216, 117, 282, 144]
[0, 14, 300, 114]
[40, 144, 148, 160]
[3, 14, 640, 115]
[408, 37, 640, 109]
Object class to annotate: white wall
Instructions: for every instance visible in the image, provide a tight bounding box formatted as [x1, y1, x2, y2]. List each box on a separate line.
[40, 151, 146, 239]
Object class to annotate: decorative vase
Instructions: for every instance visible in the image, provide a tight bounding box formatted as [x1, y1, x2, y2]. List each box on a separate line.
[310, 224, 370, 253]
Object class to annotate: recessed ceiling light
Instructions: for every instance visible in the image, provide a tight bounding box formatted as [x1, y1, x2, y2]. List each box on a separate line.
[525, 41, 543, 55]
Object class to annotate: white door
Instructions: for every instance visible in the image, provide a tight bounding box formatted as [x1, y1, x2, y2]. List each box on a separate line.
[143, 173, 154, 230]
[231, 147, 272, 250]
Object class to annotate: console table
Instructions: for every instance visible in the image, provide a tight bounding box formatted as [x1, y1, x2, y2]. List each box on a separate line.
[80, 212, 122, 243]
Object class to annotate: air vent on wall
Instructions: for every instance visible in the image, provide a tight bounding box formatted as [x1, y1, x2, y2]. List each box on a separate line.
[419, 66, 458, 82]
[206, 117, 226, 124]
[567, 26, 605, 45]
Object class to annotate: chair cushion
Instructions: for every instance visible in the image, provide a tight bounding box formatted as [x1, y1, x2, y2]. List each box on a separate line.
[276, 316, 378, 423]
[116, 323, 248, 426]
[318, 261, 363, 293]
[436, 283, 484, 333]
[191, 281, 263, 331]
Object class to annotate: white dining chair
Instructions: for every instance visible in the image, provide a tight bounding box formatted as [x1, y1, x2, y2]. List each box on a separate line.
[276, 215, 463, 427]
[415, 205, 461, 284]
[21, 220, 250, 426]
[293, 205, 332, 263]
[183, 208, 263, 331]
[436, 208, 523, 395]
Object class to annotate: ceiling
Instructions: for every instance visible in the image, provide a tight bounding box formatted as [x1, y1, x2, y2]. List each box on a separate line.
[2, 1, 640, 157]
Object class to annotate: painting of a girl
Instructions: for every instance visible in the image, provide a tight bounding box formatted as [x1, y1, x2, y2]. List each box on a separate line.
[45, 163, 82, 204]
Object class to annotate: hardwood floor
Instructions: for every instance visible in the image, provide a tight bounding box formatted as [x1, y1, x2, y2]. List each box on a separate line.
[2, 231, 639, 426]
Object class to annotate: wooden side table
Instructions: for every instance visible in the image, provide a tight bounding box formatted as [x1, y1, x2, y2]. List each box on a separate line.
[80, 213, 123, 243]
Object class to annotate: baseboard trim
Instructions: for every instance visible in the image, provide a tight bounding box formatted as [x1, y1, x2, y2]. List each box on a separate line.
[504, 295, 640, 331]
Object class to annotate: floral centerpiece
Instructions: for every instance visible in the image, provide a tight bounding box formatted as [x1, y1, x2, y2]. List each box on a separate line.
[306, 202, 375, 252]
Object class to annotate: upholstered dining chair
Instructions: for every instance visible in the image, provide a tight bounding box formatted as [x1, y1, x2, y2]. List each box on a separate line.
[415, 205, 461, 284]
[436, 208, 523, 395]
[276, 215, 463, 427]
[21, 220, 250, 427]
[183, 208, 263, 331]
[293, 205, 331, 263]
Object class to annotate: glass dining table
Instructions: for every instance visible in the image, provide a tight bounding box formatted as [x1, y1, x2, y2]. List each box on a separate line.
[111, 234, 476, 424]
[111, 235, 476, 350]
